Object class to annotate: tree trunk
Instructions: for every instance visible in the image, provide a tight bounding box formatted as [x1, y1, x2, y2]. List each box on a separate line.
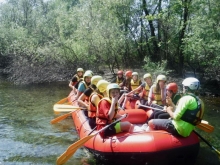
[142, 0, 159, 62]
[177, 0, 191, 76]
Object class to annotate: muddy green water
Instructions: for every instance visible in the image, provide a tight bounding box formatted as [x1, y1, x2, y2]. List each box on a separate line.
[0, 78, 219, 165]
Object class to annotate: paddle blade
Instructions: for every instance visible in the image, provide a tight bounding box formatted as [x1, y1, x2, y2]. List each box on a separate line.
[56, 134, 95, 165]
[50, 112, 72, 124]
[56, 98, 68, 104]
[196, 123, 214, 133]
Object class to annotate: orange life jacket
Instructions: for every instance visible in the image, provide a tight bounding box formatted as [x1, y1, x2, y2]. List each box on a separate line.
[88, 93, 103, 118]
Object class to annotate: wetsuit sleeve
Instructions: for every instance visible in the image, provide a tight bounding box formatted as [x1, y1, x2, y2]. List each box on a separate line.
[71, 76, 78, 82]
[84, 88, 93, 97]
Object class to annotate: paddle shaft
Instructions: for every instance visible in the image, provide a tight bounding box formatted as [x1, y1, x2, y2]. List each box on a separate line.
[194, 130, 220, 156]
[139, 104, 163, 111]
[56, 114, 127, 165]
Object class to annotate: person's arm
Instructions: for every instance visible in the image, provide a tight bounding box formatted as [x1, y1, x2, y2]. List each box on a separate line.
[166, 106, 174, 118]
[148, 86, 153, 105]
[75, 83, 85, 100]
[108, 96, 118, 120]
[126, 85, 142, 96]
[77, 93, 89, 108]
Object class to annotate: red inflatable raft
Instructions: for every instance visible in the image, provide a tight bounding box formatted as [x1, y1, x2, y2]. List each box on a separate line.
[67, 90, 200, 165]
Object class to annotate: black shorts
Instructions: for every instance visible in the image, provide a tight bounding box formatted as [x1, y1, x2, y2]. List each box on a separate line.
[152, 119, 179, 136]
[103, 123, 117, 137]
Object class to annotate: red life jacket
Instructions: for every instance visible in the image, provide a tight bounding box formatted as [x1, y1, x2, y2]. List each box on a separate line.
[96, 98, 118, 125]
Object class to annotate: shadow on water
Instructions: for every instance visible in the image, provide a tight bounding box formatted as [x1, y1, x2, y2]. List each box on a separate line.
[0, 78, 219, 165]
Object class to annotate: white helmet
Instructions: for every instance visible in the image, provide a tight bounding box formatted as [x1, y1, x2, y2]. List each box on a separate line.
[182, 77, 200, 90]
[106, 83, 120, 98]
[77, 68, 84, 72]
[156, 75, 166, 83]
[132, 72, 138, 76]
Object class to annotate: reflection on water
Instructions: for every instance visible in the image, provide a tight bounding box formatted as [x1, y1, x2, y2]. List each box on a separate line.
[0, 78, 219, 165]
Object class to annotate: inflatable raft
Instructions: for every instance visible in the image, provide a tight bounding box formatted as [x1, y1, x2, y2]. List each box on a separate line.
[57, 90, 200, 165]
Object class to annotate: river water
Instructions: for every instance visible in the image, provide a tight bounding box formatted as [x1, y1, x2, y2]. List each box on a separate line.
[0, 78, 219, 165]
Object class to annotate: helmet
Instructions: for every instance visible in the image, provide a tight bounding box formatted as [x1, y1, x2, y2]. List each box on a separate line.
[143, 73, 152, 80]
[132, 72, 138, 76]
[83, 71, 93, 78]
[77, 68, 84, 72]
[156, 75, 167, 83]
[97, 80, 110, 93]
[85, 70, 94, 76]
[182, 77, 200, 90]
[166, 83, 178, 93]
[125, 70, 132, 77]
[91, 75, 103, 86]
[106, 83, 120, 98]
[117, 70, 123, 75]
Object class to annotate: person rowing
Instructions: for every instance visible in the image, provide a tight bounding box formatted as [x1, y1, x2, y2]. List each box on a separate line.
[69, 68, 84, 94]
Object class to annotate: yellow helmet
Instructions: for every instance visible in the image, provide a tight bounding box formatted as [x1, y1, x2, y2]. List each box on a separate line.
[106, 83, 120, 98]
[96, 80, 110, 93]
[156, 75, 166, 83]
[132, 72, 138, 76]
[91, 75, 103, 86]
[143, 73, 152, 80]
[77, 68, 84, 72]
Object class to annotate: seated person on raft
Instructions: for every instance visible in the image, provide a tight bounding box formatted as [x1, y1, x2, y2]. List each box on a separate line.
[147, 82, 181, 122]
[123, 73, 153, 109]
[88, 80, 110, 129]
[69, 68, 84, 94]
[148, 77, 205, 137]
[77, 75, 103, 109]
[111, 70, 125, 85]
[96, 83, 134, 138]
[74, 71, 93, 101]
[147, 75, 167, 108]
[119, 72, 142, 109]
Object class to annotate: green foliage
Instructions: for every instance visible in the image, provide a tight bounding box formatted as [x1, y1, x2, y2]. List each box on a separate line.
[0, 0, 220, 84]
[143, 57, 172, 79]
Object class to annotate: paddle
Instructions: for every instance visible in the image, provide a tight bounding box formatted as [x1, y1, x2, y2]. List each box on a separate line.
[138, 104, 214, 133]
[56, 97, 68, 104]
[50, 107, 86, 124]
[194, 130, 220, 158]
[56, 114, 127, 165]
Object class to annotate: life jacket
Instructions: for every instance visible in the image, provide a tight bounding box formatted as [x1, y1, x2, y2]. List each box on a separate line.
[116, 77, 124, 85]
[180, 94, 204, 125]
[96, 98, 118, 125]
[131, 79, 141, 91]
[152, 85, 163, 105]
[141, 83, 151, 100]
[88, 92, 103, 118]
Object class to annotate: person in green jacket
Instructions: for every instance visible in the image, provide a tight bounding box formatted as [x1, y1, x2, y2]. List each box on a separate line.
[148, 77, 204, 137]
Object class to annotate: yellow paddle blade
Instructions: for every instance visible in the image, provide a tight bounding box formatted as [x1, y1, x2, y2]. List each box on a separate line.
[54, 104, 79, 109]
[196, 122, 214, 133]
[50, 112, 73, 124]
[56, 134, 95, 165]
